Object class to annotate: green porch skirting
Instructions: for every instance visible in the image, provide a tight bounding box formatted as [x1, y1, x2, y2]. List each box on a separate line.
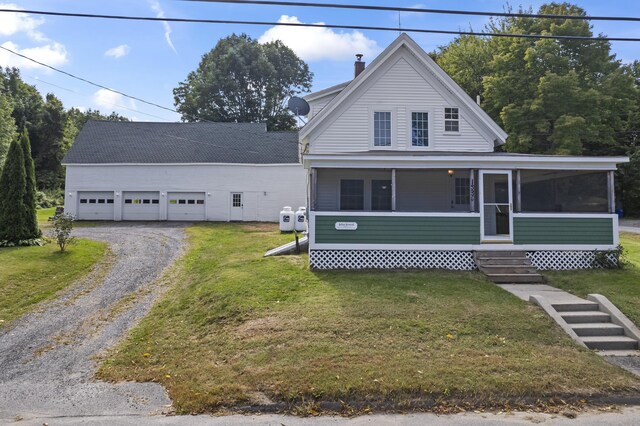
[513, 216, 614, 245]
[314, 215, 481, 245]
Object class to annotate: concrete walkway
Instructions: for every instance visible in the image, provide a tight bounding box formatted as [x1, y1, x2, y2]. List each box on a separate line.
[497, 284, 587, 304]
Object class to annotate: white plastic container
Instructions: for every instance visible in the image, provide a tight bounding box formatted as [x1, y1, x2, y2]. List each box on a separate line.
[294, 206, 307, 232]
[279, 206, 294, 232]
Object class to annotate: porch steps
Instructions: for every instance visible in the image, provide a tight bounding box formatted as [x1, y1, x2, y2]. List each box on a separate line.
[552, 301, 639, 352]
[525, 293, 640, 355]
[474, 251, 544, 284]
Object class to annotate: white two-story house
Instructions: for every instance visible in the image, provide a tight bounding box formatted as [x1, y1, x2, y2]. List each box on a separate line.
[300, 33, 627, 270]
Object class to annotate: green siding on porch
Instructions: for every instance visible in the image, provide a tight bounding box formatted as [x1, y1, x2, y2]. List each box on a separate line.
[314, 215, 481, 244]
[513, 217, 614, 245]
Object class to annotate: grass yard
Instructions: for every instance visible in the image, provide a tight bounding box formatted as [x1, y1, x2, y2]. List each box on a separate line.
[544, 232, 640, 324]
[0, 238, 108, 326]
[97, 223, 639, 414]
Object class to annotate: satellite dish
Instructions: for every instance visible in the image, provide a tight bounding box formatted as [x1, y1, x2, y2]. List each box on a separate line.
[288, 96, 310, 116]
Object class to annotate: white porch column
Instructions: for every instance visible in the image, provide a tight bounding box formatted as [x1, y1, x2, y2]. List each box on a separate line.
[391, 169, 397, 211]
[469, 169, 475, 212]
[516, 170, 522, 213]
[608, 170, 615, 214]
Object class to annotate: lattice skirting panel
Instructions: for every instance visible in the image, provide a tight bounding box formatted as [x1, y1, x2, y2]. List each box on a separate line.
[526, 251, 618, 270]
[310, 250, 476, 270]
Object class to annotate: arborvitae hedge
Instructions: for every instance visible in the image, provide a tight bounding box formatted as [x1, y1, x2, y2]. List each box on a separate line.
[0, 138, 28, 242]
[20, 129, 40, 238]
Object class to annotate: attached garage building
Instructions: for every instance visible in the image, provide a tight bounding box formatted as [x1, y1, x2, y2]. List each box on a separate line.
[63, 121, 306, 221]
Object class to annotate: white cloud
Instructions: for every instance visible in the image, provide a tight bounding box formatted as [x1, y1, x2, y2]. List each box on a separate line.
[148, 0, 177, 54]
[258, 15, 379, 62]
[105, 44, 131, 59]
[0, 3, 46, 41]
[0, 41, 68, 70]
[92, 88, 136, 111]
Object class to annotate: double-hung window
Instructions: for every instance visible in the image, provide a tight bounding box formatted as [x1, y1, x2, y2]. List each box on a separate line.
[340, 180, 364, 210]
[411, 112, 429, 147]
[373, 111, 392, 147]
[445, 107, 459, 132]
[455, 177, 470, 205]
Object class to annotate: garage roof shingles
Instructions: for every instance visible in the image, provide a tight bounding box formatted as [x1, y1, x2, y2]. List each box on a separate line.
[63, 121, 300, 164]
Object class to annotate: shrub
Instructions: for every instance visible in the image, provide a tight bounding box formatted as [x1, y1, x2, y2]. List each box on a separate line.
[50, 213, 76, 252]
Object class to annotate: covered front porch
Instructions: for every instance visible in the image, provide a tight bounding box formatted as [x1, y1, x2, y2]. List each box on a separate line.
[304, 153, 626, 269]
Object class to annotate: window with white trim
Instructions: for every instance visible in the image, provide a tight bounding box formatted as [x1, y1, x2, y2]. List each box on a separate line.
[455, 177, 470, 205]
[444, 107, 459, 132]
[411, 112, 429, 147]
[373, 111, 391, 147]
[340, 179, 364, 210]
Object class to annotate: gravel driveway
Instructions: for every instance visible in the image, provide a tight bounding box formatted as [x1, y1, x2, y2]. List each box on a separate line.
[0, 223, 186, 419]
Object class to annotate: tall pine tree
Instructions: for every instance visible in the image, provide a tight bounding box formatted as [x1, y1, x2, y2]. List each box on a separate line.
[0, 138, 28, 242]
[20, 128, 39, 238]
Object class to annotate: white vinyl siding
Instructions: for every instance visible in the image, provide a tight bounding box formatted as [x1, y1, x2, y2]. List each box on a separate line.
[309, 50, 495, 153]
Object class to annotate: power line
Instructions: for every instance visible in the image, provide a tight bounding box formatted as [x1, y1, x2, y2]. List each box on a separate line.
[0, 44, 180, 116]
[184, 0, 640, 23]
[1, 8, 640, 42]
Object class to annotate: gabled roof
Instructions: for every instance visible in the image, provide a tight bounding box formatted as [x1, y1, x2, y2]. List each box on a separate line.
[299, 33, 508, 146]
[63, 121, 300, 165]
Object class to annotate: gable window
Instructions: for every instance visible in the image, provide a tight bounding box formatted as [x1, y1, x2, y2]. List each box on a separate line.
[411, 112, 429, 147]
[371, 180, 392, 211]
[445, 107, 459, 132]
[455, 177, 470, 205]
[340, 179, 364, 210]
[373, 111, 391, 147]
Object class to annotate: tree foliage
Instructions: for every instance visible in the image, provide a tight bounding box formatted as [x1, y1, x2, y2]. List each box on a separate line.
[434, 2, 640, 212]
[0, 93, 16, 170]
[20, 128, 40, 238]
[0, 67, 129, 192]
[173, 33, 312, 130]
[0, 138, 28, 242]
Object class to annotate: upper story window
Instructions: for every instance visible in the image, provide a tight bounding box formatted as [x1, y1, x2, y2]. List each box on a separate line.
[445, 107, 460, 132]
[373, 111, 392, 147]
[340, 179, 364, 210]
[411, 112, 429, 147]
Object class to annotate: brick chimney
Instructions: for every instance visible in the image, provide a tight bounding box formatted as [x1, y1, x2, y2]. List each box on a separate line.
[354, 54, 365, 78]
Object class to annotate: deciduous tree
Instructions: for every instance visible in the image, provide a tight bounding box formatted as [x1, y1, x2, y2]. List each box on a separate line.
[173, 33, 312, 130]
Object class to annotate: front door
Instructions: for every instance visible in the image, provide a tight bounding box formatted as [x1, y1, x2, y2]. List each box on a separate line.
[480, 171, 512, 242]
[230, 192, 243, 221]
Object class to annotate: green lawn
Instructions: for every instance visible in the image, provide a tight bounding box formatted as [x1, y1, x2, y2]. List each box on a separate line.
[97, 223, 639, 414]
[544, 232, 640, 324]
[0, 236, 107, 327]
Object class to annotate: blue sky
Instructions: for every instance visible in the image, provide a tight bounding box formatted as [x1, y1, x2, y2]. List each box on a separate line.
[1, 1, 639, 122]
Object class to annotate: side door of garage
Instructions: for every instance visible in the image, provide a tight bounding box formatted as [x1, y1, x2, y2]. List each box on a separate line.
[77, 191, 114, 220]
[167, 192, 206, 221]
[122, 191, 160, 220]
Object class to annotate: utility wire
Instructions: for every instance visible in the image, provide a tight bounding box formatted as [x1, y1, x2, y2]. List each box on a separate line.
[0, 44, 180, 115]
[1, 8, 640, 42]
[184, 0, 640, 23]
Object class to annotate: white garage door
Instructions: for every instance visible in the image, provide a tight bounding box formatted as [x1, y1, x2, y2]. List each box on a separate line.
[168, 192, 206, 221]
[122, 191, 160, 221]
[77, 191, 114, 220]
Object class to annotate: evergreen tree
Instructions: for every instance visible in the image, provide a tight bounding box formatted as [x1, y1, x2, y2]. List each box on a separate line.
[0, 94, 16, 170]
[0, 138, 28, 242]
[20, 128, 40, 238]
